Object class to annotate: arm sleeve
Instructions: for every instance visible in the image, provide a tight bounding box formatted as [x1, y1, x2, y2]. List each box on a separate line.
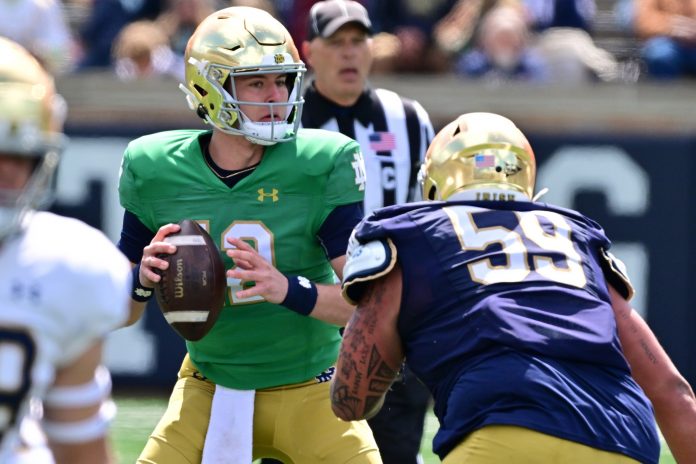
[117, 210, 156, 263]
[316, 202, 364, 260]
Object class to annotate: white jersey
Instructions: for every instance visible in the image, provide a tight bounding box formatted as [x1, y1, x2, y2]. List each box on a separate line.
[0, 212, 131, 460]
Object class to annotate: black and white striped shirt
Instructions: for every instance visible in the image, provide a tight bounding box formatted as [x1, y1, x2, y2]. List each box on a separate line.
[301, 82, 434, 215]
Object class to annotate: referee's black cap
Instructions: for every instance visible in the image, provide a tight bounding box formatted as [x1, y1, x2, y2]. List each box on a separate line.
[307, 0, 372, 41]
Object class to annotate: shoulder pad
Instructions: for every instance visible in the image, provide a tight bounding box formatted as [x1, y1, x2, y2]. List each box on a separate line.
[342, 237, 397, 305]
[600, 249, 634, 301]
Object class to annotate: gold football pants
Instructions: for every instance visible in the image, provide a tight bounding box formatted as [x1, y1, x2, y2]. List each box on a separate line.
[443, 425, 641, 464]
[137, 354, 381, 463]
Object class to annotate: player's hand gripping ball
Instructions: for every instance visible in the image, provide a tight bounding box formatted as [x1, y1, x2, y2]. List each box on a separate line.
[155, 219, 226, 341]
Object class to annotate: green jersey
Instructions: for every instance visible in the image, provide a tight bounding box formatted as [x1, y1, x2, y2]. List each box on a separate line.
[119, 128, 366, 389]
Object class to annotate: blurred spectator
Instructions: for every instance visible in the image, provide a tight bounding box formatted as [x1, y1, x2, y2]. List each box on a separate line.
[523, 0, 620, 83]
[535, 27, 620, 83]
[272, 0, 320, 58]
[454, 5, 548, 82]
[229, 0, 277, 15]
[112, 20, 184, 80]
[0, 0, 74, 74]
[77, 0, 163, 69]
[449, 1, 618, 84]
[369, 31, 402, 74]
[614, 0, 636, 33]
[156, 0, 214, 56]
[634, 0, 696, 79]
[433, 0, 522, 68]
[523, 0, 596, 32]
[369, 0, 458, 73]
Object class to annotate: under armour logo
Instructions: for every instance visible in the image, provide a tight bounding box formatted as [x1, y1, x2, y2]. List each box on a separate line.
[297, 276, 311, 289]
[257, 188, 279, 202]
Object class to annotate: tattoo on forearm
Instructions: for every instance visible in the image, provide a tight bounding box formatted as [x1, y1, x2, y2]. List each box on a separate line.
[639, 339, 657, 364]
[331, 382, 361, 420]
[333, 281, 399, 419]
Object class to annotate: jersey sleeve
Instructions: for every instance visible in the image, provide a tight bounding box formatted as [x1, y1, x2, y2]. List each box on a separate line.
[342, 229, 398, 305]
[599, 248, 635, 301]
[50, 219, 132, 366]
[118, 142, 145, 222]
[340, 209, 405, 304]
[79, 234, 132, 335]
[117, 134, 170, 232]
[325, 139, 366, 207]
[564, 206, 635, 301]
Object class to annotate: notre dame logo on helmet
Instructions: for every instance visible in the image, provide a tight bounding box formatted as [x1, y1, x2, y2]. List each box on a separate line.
[274, 54, 285, 64]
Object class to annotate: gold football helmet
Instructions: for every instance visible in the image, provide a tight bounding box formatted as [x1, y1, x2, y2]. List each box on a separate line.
[0, 37, 67, 240]
[420, 112, 535, 201]
[180, 6, 306, 145]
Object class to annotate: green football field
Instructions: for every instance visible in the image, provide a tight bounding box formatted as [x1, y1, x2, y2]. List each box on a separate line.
[112, 394, 676, 464]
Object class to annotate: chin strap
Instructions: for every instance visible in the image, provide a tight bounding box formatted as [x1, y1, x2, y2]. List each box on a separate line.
[179, 83, 199, 112]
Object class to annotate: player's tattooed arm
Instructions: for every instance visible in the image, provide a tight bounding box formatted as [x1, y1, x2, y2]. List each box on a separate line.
[608, 284, 696, 463]
[331, 268, 404, 421]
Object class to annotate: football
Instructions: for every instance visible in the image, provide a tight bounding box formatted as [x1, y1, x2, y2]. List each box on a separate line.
[155, 219, 227, 341]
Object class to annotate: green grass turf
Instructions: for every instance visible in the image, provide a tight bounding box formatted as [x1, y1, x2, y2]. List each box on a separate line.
[112, 394, 676, 463]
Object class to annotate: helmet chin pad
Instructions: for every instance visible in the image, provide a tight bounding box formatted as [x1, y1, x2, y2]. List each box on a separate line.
[236, 111, 293, 146]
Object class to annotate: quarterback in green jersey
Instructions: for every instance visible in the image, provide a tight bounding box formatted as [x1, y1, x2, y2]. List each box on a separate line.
[117, 7, 381, 464]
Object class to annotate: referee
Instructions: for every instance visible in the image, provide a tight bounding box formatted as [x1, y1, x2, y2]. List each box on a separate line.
[302, 2, 434, 463]
[301, 0, 434, 217]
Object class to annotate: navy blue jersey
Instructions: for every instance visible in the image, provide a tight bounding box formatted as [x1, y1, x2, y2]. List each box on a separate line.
[344, 198, 659, 462]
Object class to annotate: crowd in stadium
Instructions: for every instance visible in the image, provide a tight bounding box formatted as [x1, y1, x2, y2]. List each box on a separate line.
[3, 0, 696, 82]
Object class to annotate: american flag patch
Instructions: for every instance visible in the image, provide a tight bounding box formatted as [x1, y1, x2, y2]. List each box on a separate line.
[369, 132, 396, 151]
[475, 154, 495, 168]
